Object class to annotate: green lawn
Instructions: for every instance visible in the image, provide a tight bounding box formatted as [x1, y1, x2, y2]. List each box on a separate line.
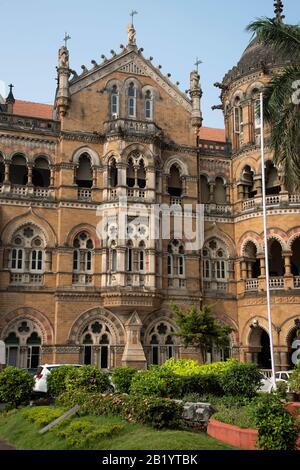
[0, 408, 235, 451]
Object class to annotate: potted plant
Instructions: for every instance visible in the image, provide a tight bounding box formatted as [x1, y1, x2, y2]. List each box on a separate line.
[287, 365, 300, 402]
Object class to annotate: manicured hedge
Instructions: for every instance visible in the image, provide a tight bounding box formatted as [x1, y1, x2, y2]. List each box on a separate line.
[111, 367, 137, 394]
[130, 367, 182, 398]
[0, 367, 34, 407]
[57, 391, 183, 430]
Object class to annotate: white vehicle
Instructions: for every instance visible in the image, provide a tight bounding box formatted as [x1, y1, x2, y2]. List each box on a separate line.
[33, 364, 82, 394]
[275, 371, 293, 382]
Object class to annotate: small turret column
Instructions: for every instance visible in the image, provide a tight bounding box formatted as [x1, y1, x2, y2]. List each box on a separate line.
[189, 67, 203, 130]
[56, 35, 71, 118]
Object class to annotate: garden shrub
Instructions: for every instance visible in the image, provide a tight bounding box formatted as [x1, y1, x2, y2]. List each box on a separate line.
[56, 390, 183, 429]
[252, 393, 299, 450]
[162, 358, 237, 376]
[47, 366, 80, 397]
[65, 365, 110, 393]
[112, 367, 137, 394]
[130, 367, 182, 398]
[56, 389, 92, 409]
[219, 362, 262, 398]
[57, 419, 124, 447]
[0, 367, 34, 407]
[288, 364, 300, 394]
[21, 406, 66, 428]
[179, 374, 223, 397]
[124, 396, 183, 429]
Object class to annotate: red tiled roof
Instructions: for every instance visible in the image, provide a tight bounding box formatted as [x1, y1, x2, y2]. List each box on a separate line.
[13, 100, 53, 120]
[199, 127, 225, 142]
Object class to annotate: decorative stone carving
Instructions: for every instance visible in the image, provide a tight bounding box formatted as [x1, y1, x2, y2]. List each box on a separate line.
[58, 46, 69, 69]
[127, 24, 136, 46]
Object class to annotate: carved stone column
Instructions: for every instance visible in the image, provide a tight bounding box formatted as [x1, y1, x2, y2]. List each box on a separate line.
[4, 161, 10, 184]
[241, 260, 247, 279]
[284, 253, 292, 276]
[259, 256, 266, 277]
[122, 312, 147, 369]
[209, 183, 215, 203]
[50, 166, 55, 187]
[27, 164, 33, 186]
[92, 166, 97, 188]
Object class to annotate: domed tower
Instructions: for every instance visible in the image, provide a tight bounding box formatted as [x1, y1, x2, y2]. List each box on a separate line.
[218, 1, 300, 370]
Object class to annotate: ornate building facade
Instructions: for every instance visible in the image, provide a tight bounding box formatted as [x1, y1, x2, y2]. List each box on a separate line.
[0, 2, 299, 371]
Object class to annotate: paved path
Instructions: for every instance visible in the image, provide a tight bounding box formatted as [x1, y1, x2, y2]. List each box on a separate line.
[0, 439, 15, 450]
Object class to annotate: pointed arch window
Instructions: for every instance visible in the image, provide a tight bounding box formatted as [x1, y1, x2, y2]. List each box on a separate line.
[128, 82, 136, 118]
[126, 241, 133, 272]
[111, 85, 119, 117]
[72, 232, 94, 284]
[111, 242, 117, 272]
[167, 240, 185, 288]
[147, 322, 178, 366]
[139, 241, 145, 272]
[144, 90, 153, 119]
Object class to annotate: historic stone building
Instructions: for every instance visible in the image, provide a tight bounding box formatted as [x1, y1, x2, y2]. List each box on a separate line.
[0, 2, 299, 371]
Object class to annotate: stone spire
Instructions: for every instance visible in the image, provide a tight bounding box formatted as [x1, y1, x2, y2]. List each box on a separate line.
[274, 0, 285, 23]
[189, 63, 203, 129]
[56, 33, 71, 118]
[6, 84, 15, 113]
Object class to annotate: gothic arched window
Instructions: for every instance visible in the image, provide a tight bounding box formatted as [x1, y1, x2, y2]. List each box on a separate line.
[167, 240, 185, 288]
[144, 90, 153, 120]
[146, 321, 178, 365]
[76, 154, 93, 188]
[111, 85, 119, 117]
[9, 225, 46, 284]
[72, 232, 94, 284]
[203, 239, 229, 291]
[128, 82, 136, 118]
[80, 321, 111, 369]
[4, 320, 42, 368]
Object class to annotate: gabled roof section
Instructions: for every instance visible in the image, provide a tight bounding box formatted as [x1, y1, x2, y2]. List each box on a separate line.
[199, 127, 225, 142]
[69, 47, 192, 112]
[13, 100, 53, 119]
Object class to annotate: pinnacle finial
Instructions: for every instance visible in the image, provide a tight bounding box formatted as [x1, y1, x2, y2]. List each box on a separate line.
[274, 0, 285, 23]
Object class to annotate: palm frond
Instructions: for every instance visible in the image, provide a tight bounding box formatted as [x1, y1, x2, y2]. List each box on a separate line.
[246, 18, 300, 61]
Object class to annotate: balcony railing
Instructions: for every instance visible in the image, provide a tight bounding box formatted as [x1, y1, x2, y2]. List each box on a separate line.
[242, 193, 300, 212]
[245, 279, 259, 291]
[33, 187, 51, 198]
[0, 112, 60, 133]
[170, 197, 183, 206]
[127, 188, 146, 199]
[10, 273, 44, 285]
[203, 280, 227, 292]
[104, 118, 162, 137]
[168, 277, 186, 289]
[266, 195, 280, 205]
[289, 195, 300, 204]
[294, 277, 300, 288]
[11, 185, 28, 196]
[72, 274, 93, 285]
[78, 188, 92, 201]
[269, 277, 285, 289]
[204, 204, 232, 215]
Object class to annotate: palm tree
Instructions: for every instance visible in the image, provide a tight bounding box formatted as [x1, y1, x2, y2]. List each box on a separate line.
[247, 15, 300, 192]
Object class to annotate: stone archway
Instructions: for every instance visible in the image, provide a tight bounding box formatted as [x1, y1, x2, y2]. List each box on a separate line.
[248, 326, 271, 369]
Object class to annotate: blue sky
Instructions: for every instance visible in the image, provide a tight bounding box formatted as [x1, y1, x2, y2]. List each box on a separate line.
[0, 0, 299, 128]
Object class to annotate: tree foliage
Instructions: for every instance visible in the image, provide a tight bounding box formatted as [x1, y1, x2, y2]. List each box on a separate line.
[247, 18, 300, 192]
[172, 304, 232, 362]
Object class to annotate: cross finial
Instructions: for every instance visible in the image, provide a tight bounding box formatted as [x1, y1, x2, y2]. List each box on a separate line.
[130, 10, 138, 26]
[63, 32, 71, 48]
[194, 58, 202, 73]
[9, 84, 14, 92]
[274, 0, 285, 23]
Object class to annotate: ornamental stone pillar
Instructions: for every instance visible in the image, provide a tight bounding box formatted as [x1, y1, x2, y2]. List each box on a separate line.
[284, 253, 292, 276]
[27, 164, 33, 186]
[122, 311, 147, 369]
[209, 183, 215, 203]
